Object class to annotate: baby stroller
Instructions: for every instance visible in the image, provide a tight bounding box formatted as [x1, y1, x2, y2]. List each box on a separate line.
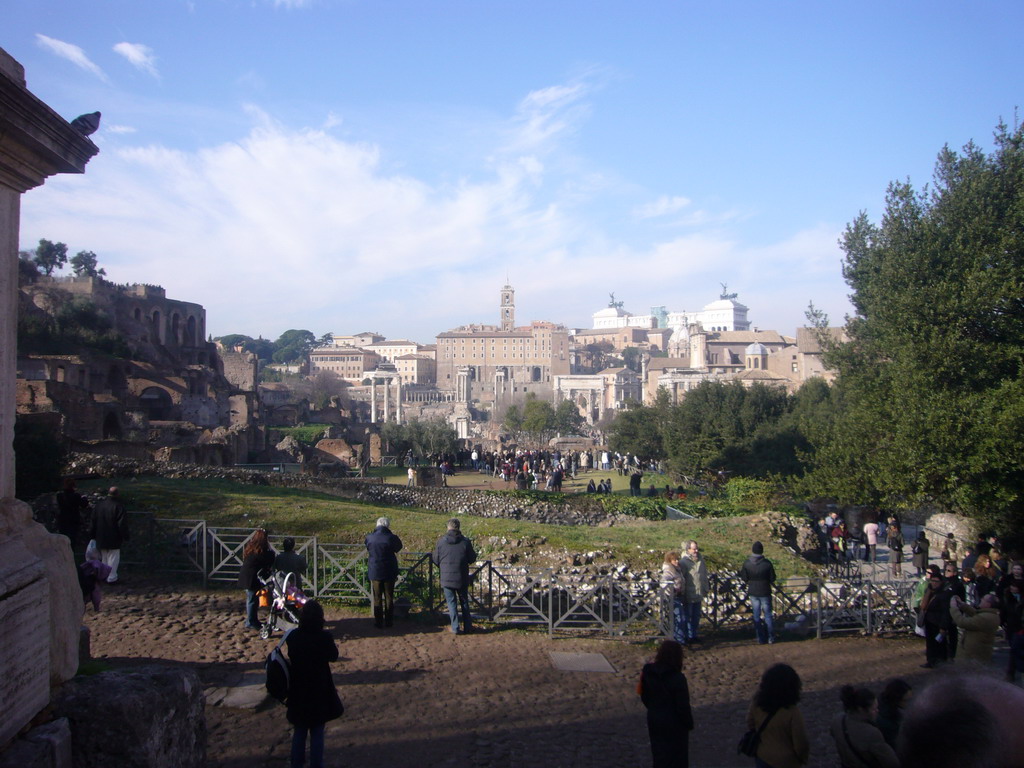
[257, 569, 308, 640]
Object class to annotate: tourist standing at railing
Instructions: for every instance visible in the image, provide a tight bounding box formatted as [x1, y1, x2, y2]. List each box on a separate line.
[237, 528, 275, 630]
[911, 531, 929, 576]
[365, 517, 403, 629]
[432, 518, 476, 635]
[661, 552, 686, 645]
[638, 639, 693, 768]
[887, 523, 905, 578]
[276, 537, 308, 586]
[740, 541, 777, 645]
[679, 541, 709, 645]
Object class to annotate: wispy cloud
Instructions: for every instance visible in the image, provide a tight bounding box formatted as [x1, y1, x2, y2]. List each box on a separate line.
[113, 42, 159, 77]
[35, 34, 107, 81]
[271, 0, 315, 8]
[105, 124, 137, 135]
[504, 82, 591, 155]
[634, 195, 692, 219]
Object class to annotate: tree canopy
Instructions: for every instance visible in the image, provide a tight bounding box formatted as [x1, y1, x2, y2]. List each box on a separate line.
[804, 120, 1024, 532]
[31, 239, 68, 276]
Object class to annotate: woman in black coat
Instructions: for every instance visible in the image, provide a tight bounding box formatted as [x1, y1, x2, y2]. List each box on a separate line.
[364, 516, 403, 628]
[237, 528, 275, 629]
[639, 639, 693, 768]
[286, 600, 343, 768]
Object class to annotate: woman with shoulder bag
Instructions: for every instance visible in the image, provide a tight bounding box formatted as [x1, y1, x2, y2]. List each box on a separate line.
[286, 600, 344, 768]
[744, 663, 809, 768]
[829, 685, 899, 768]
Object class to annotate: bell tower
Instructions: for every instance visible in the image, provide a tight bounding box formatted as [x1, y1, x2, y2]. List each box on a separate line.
[500, 283, 515, 331]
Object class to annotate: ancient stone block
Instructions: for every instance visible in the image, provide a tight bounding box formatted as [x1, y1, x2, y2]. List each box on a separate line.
[53, 665, 206, 768]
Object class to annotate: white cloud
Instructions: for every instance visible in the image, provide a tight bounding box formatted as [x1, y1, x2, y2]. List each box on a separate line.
[634, 195, 692, 219]
[272, 0, 314, 8]
[113, 42, 159, 77]
[19, 87, 850, 340]
[504, 82, 591, 155]
[35, 34, 107, 81]
[105, 124, 137, 135]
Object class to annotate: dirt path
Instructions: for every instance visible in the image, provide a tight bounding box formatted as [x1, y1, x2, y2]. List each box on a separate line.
[78, 578, 960, 768]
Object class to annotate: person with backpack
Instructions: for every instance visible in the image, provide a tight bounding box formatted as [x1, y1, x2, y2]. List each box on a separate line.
[285, 600, 343, 768]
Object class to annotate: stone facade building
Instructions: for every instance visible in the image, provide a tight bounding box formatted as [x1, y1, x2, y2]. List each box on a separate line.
[17, 276, 263, 464]
[435, 284, 570, 406]
[308, 346, 381, 382]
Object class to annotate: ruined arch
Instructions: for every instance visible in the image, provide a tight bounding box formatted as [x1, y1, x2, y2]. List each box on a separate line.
[151, 310, 162, 343]
[171, 313, 181, 345]
[185, 315, 197, 346]
[140, 386, 173, 421]
[102, 413, 122, 439]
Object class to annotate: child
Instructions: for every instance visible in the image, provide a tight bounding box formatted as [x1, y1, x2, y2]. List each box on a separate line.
[78, 549, 113, 611]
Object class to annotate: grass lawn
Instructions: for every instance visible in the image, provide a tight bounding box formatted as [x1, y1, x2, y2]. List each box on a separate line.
[76, 475, 815, 577]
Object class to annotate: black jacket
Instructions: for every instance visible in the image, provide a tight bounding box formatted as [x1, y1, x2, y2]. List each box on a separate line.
[739, 555, 776, 598]
[286, 627, 343, 727]
[640, 662, 693, 731]
[365, 526, 403, 581]
[432, 530, 477, 589]
[90, 496, 129, 549]
[237, 548, 275, 590]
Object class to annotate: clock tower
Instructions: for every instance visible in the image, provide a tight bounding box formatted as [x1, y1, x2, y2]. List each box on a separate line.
[500, 284, 515, 331]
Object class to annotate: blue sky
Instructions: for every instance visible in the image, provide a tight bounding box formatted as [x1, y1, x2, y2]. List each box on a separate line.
[6, 1, 1023, 342]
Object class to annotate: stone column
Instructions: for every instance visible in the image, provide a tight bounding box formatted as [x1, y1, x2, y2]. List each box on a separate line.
[370, 379, 377, 423]
[0, 46, 98, 749]
[382, 376, 390, 422]
[395, 376, 402, 425]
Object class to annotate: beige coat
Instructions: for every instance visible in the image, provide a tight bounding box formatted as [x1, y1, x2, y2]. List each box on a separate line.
[949, 601, 1000, 663]
[679, 553, 710, 603]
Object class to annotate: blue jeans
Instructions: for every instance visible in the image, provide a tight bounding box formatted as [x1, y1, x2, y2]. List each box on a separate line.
[682, 601, 701, 641]
[671, 597, 686, 643]
[245, 589, 259, 628]
[290, 723, 325, 768]
[750, 594, 774, 643]
[443, 586, 471, 633]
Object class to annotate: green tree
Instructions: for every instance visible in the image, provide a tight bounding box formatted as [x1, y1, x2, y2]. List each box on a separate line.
[502, 404, 523, 437]
[521, 394, 556, 444]
[607, 389, 670, 459]
[32, 239, 68, 276]
[272, 329, 317, 364]
[805, 121, 1024, 532]
[70, 250, 105, 277]
[621, 346, 643, 373]
[553, 399, 585, 436]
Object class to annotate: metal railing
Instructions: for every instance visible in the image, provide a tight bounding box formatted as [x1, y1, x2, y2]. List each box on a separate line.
[121, 515, 920, 639]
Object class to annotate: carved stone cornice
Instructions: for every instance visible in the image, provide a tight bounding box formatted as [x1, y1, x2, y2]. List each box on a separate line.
[0, 48, 99, 193]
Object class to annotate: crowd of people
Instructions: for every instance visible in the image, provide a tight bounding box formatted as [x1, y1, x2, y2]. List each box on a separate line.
[640, 644, 1024, 768]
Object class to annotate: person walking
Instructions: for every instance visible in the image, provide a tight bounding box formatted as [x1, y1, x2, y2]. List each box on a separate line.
[237, 528, 275, 630]
[744, 663, 810, 768]
[679, 540, 709, 644]
[365, 516, 403, 628]
[918, 565, 953, 668]
[89, 486, 129, 584]
[829, 686, 900, 768]
[432, 518, 476, 634]
[639, 640, 693, 768]
[863, 519, 879, 563]
[740, 541, 777, 644]
[285, 600, 343, 768]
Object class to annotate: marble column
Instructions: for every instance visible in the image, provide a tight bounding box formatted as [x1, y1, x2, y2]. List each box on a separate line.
[370, 379, 377, 423]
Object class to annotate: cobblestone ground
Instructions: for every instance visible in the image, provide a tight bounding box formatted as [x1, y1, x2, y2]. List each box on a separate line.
[84, 580, 949, 768]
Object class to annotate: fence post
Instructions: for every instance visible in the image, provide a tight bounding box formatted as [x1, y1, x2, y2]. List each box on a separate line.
[201, 520, 208, 589]
[816, 578, 823, 640]
[312, 536, 319, 599]
[865, 579, 873, 635]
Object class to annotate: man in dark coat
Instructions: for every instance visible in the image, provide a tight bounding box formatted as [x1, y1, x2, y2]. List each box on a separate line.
[432, 518, 476, 634]
[275, 537, 308, 585]
[89, 486, 129, 583]
[739, 541, 777, 644]
[364, 517, 403, 628]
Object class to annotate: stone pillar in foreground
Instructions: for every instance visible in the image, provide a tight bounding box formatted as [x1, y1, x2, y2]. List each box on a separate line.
[0, 46, 98, 748]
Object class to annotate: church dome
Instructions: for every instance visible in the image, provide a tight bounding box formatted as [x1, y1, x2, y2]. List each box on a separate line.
[745, 342, 768, 355]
